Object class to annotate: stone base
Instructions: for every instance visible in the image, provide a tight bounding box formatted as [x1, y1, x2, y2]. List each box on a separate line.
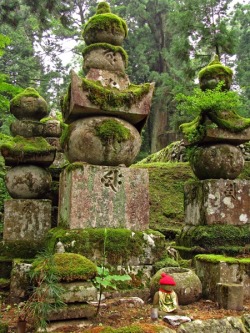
[195, 255, 250, 301]
[48, 303, 96, 321]
[58, 164, 149, 231]
[184, 179, 250, 225]
[217, 283, 244, 311]
[3, 199, 52, 241]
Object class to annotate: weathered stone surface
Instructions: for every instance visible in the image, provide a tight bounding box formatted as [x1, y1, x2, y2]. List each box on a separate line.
[3, 199, 51, 241]
[177, 317, 247, 333]
[1, 148, 56, 167]
[184, 179, 250, 226]
[83, 49, 126, 72]
[58, 164, 149, 230]
[85, 68, 129, 89]
[48, 303, 97, 321]
[190, 144, 244, 180]
[10, 120, 44, 137]
[150, 268, 202, 305]
[43, 120, 62, 137]
[195, 258, 250, 300]
[192, 124, 250, 145]
[9, 261, 31, 303]
[59, 282, 97, 303]
[63, 70, 154, 130]
[10, 96, 48, 121]
[5, 166, 52, 199]
[45, 137, 62, 151]
[63, 117, 141, 166]
[217, 283, 244, 311]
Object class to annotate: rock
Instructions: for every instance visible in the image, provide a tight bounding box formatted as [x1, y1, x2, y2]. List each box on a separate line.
[63, 116, 141, 166]
[59, 282, 97, 303]
[48, 303, 97, 321]
[190, 144, 244, 180]
[5, 165, 52, 199]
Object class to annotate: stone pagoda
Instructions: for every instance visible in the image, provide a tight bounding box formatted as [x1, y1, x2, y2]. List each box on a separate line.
[1, 88, 57, 253]
[179, 55, 250, 247]
[58, 2, 154, 231]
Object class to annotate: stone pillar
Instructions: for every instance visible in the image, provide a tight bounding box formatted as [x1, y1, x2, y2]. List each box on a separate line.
[216, 283, 244, 311]
[59, 2, 154, 231]
[1, 88, 56, 250]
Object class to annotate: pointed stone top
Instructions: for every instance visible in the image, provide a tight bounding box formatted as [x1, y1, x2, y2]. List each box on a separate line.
[198, 54, 233, 91]
[96, 2, 111, 14]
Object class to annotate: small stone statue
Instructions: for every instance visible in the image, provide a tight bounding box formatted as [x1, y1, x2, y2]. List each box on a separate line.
[151, 273, 180, 319]
[55, 241, 65, 253]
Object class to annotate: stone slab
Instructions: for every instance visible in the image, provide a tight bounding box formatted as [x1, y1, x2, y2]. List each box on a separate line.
[3, 199, 52, 241]
[216, 283, 244, 310]
[48, 303, 96, 321]
[63, 70, 154, 131]
[59, 281, 97, 303]
[58, 164, 149, 230]
[184, 179, 250, 225]
[195, 257, 250, 301]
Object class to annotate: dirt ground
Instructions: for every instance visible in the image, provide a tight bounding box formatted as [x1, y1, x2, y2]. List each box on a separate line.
[1, 297, 250, 332]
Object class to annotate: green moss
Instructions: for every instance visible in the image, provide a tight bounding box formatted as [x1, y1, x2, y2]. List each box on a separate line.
[0, 135, 55, 157]
[96, 2, 111, 14]
[180, 116, 205, 144]
[132, 162, 195, 232]
[177, 225, 250, 250]
[95, 119, 131, 143]
[199, 63, 233, 80]
[60, 123, 69, 147]
[84, 324, 165, 333]
[195, 254, 250, 264]
[82, 78, 150, 111]
[10, 87, 42, 107]
[40, 111, 64, 124]
[32, 253, 97, 282]
[82, 43, 128, 67]
[46, 228, 165, 266]
[0, 240, 46, 258]
[83, 12, 128, 39]
[0, 322, 8, 333]
[208, 108, 250, 132]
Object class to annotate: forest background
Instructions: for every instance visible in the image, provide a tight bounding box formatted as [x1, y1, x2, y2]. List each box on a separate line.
[0, 0, 249, 158]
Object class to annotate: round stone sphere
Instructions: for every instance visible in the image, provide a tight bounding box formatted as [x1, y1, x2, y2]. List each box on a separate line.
[190, 144, 244, 180]
[150, 267, 202, 305]
[5, 165, 52, 199]
[10, 88, 48, 121]
[63, 117, 141, 166]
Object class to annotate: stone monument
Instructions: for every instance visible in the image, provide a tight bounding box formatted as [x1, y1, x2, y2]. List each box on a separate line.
[1, 88, 56, 252]
[58, 2, 154, 231]
[179, 56, 250, 236]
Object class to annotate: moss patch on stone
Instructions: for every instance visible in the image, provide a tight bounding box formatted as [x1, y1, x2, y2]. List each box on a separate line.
[0, 135, 55, 154]
[32, 253, 97, 282]
[82, 43, 128, 67]
[46, 228, 165, 266]
[10, 87, 41, 107]
[177, 225, 250, 250]
[132, 162, 195, 235]
[83, 12, 128, 39]
[0, 240, 46, 259]
[195, 254, 250, 265]
[95, 119, 131, 143]
[82, 78, 151, 111]
[84, 323, 166, 332]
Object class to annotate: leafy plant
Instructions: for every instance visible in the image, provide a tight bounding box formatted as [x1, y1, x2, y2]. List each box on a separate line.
[176, 82, 242, 117]
[93, 229, 131, 315]
[17, 251, 65, 331]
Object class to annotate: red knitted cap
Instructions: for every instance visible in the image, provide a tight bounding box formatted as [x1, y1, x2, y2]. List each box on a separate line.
[159, 272, 176, 286]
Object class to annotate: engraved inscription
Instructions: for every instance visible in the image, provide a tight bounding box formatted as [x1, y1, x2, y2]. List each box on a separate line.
[101, 169, 123, 192]
[224, 182, 236, 199]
